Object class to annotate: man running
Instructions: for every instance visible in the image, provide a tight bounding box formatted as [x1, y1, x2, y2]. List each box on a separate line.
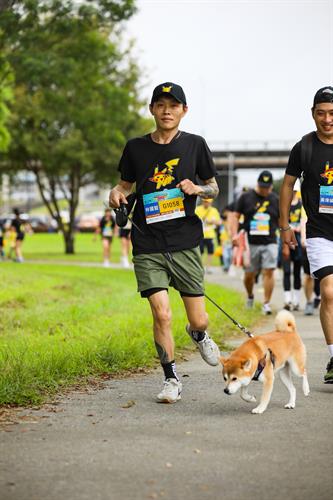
[230, 170, 279, 315]
[109, 82, 220, 403]
[280, 86, 333, 383]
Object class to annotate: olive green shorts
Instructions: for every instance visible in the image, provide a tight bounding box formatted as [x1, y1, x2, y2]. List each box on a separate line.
[132, 247, 205, 296]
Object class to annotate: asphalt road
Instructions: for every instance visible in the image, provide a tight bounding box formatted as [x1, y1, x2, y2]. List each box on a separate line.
[1, 267, 332, 500]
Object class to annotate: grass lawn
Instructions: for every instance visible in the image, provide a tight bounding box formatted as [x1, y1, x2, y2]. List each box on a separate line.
[21, 232, 223, 267]
[22, 232, 121, 263]
[0, 261, 261, 406]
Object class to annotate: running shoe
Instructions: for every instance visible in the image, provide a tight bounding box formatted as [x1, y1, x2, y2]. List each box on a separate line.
[246, 297, 254, 309]
[324, 357, 333, 384]
[293, 303, 300, 312]
[156, 378, 182, 403]
[314, 297, 321, 309]
[284, 303, 292, 311]
[262, 303, 272, 315]
[304, 301, 314, 316]
[186, 325, 220, 366]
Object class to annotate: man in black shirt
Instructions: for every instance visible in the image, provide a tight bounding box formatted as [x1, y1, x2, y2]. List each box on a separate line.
[280, 86, 333, 384]
[230, 171, 279, 315]
[109, 82, 220, 403]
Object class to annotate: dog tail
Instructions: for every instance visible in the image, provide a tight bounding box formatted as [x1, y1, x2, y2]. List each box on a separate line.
[275, 309, 296, 333]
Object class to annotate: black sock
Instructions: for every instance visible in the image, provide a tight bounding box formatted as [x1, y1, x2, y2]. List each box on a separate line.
[162, 360, 179, 381]
[190, 330, 206, 342]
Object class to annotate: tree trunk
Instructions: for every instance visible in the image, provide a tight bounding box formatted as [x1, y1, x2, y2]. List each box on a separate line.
[63, 229, 75, 254]
[33, 165, 81, 256]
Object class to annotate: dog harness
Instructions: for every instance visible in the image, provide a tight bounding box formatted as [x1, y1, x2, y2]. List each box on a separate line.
[252, 348, 276, 381]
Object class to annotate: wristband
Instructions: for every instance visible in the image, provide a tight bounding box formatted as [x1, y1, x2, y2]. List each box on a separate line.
[279, 225, 291, 232]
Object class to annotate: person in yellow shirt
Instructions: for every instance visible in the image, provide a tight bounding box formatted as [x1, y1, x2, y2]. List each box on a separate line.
[195, 198, 221, 273]
[4, 223, 17, 260]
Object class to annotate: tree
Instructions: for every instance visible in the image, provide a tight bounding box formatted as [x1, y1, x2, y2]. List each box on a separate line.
[0, 62, 12, 153]
[0, 0, 150, 253]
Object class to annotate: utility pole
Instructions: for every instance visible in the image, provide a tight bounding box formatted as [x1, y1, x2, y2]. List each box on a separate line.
[227, 153, 235, 204]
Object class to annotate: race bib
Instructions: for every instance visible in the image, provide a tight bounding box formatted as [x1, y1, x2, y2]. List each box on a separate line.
[319, 185, 333, 214]
[143, 188, 185, 224]
[249, 213, 270, 235]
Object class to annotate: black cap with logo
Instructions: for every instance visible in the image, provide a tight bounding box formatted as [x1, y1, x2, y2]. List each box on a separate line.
[313, 86, 333, 107]
[257, 170, 273, 187]
[150, 82, 187, 105]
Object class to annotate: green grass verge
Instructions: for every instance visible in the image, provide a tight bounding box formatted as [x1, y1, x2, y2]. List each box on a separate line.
[20, 232, 222, 266]
[23, 232, 121, 263]
[0, 262, 261, 406]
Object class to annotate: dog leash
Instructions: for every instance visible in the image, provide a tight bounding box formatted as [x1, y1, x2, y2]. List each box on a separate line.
[163, 252, 254, 339]
[110, 199, 255, 340]
[204, 295, 254, 338]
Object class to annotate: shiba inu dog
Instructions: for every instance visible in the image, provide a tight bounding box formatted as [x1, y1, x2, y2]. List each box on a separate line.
[220, 310, 310, 414]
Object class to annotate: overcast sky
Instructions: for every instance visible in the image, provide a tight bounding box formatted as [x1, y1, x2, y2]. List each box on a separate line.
[126, 0, 333, 150]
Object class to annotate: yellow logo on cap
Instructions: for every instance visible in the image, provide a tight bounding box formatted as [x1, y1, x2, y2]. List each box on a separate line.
[263, 176, 270, 182]
[162, 86, 172, 93]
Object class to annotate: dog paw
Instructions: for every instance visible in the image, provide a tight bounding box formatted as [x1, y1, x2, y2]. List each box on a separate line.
[241, 394, 256, 403]
[284, 403, 295, 409]
[251, 406, 265, 414]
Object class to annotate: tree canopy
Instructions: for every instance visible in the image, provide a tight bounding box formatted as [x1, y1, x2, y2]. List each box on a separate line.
[0, 0, 151, 253]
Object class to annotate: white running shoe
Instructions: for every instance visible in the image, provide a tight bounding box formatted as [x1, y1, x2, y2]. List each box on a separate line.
[121, 256, 130, 268]
[262, 303, 272, 315]
[103, 260, 110, 268]
[156, 378, 182, 403]
[186, 325, 220, 366]
[304, 301, 314, 316]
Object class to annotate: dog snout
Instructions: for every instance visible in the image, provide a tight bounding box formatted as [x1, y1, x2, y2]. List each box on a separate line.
[224, 388, 230, 395]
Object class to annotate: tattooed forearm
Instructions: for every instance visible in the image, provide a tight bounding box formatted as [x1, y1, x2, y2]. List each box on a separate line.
[155, 341, 170, 364]
[198, 178, 219, 199]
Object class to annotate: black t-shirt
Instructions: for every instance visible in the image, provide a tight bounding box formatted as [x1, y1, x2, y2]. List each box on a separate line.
[118, 132, 216, 255]
[286, 133, 333, 241]
[100, 215, 115, 237]
[234, 189, 279, 245]
[11, 217, 25, 237]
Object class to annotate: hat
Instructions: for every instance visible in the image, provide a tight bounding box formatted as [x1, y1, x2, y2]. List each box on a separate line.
[313, 86, 333, 107]
[151, 82, 187, 105]
[257, 170, 273, 187]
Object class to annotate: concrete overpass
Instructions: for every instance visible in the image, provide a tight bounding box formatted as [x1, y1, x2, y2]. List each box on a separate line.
[210, 140, 294, 209]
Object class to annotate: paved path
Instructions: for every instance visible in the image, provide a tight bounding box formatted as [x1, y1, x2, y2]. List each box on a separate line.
[1, 266, 332, 500]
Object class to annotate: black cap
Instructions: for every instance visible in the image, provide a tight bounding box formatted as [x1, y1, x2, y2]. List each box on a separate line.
[150, 82, 187, 105]
[257, 170, 273, 187]
[313, 86, 333, 107]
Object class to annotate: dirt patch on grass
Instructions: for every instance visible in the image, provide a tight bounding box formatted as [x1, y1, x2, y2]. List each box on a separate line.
[0, 297, 27, 309]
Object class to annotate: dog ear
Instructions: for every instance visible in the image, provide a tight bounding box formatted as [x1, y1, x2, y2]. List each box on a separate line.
[242, 359, 252, 371]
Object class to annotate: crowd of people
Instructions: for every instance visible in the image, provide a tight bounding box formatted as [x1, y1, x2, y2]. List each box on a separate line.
[109, 81, 333, 401]
[0, 207, 132, 268]
[2, 82, 332, 395]
[194, 170, 322, 318]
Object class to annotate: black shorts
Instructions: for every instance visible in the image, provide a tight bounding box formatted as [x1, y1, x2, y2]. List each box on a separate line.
[200, 238, 214, 255]
[119, 228, 131, 239]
